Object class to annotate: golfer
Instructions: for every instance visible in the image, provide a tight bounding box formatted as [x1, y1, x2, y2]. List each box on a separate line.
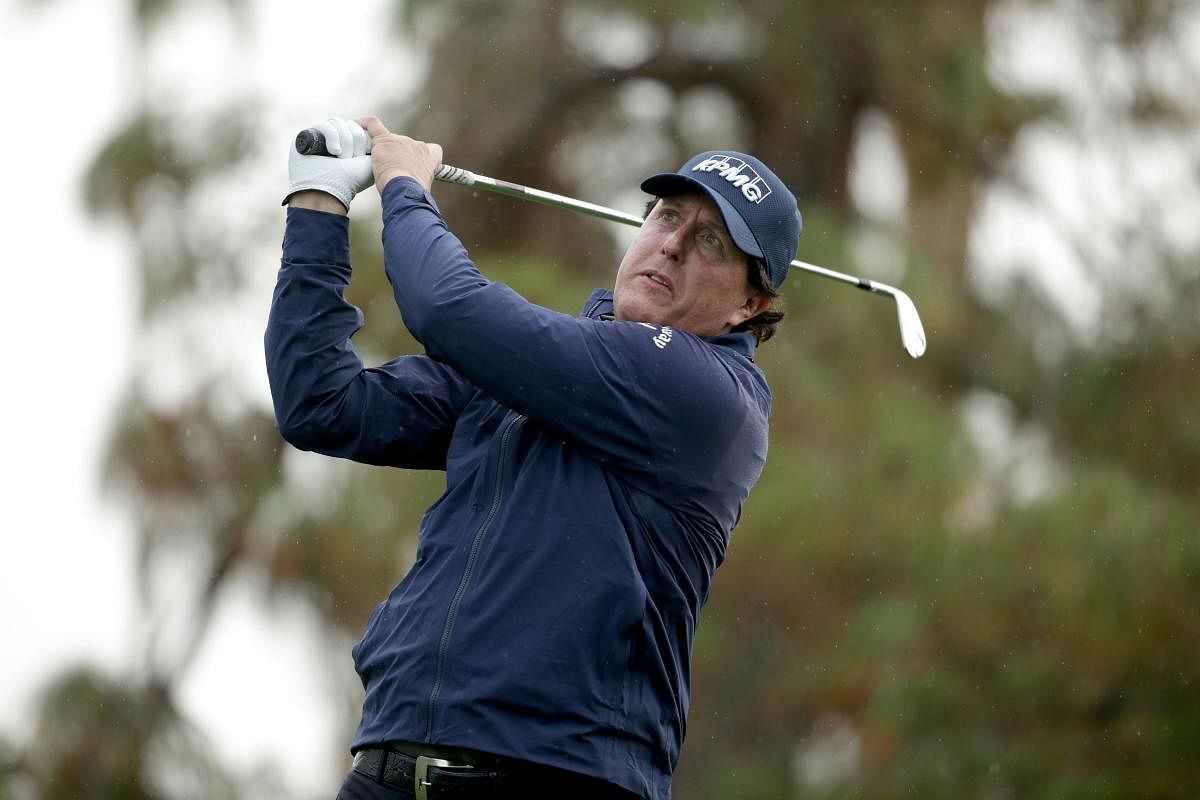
[266, 116, 802, 800]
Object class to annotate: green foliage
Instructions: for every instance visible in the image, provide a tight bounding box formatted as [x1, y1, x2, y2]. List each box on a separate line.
[681, 460, 1200, 798]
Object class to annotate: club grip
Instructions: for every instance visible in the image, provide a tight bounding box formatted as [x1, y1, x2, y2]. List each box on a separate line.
[293, 127, 475, 186]
[294, 128, 329, 156]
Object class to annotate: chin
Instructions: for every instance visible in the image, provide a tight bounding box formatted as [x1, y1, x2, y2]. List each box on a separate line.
[615, 299, 666, 326]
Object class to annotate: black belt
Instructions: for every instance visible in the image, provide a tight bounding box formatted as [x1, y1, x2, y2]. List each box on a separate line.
[353, 746, 501, 799]
[352, 745, 637, 800]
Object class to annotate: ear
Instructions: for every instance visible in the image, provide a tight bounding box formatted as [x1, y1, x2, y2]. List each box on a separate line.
[727, 291, 771, 329]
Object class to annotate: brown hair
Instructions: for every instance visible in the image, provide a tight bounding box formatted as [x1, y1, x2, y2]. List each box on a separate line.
[643, 198, 785, 343]
[736, 258, 785, 343]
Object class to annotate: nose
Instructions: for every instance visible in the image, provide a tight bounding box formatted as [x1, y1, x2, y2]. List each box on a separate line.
[660, 224, 688, 261]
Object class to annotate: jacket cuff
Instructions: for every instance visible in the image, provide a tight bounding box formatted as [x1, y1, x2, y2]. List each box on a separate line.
[381, 176, 443, 220]
[283, 206, 351, 266]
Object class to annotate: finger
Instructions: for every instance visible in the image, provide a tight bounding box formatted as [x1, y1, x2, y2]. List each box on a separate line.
[350, 119, 370, 157]
[314, 118, 342, 156]
[357, 115, 390, 139]
[332, 118, 357, 159]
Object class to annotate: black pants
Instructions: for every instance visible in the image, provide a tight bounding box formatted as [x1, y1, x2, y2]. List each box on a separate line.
[334, 758, 642, 800]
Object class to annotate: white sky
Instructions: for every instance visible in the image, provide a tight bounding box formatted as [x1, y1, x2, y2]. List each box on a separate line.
[1, 0, 1196, 797]
[0, 0, 138, 727]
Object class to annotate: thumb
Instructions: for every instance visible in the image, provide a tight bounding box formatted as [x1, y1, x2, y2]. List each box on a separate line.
[357, 115, 390, 139]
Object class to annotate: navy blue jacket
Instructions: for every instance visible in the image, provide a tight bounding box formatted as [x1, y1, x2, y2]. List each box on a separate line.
[265, 178, 772, 799]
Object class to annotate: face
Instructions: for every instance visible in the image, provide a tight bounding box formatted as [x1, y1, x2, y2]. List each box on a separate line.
[612, 193, 769, 338]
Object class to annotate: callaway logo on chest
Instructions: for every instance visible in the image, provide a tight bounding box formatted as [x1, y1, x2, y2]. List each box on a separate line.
[691, 155, 773, 204]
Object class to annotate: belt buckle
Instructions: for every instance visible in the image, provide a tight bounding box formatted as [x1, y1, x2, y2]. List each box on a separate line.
[414, 755, 474, 800]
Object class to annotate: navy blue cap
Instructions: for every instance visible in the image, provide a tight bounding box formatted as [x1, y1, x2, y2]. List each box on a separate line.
[641, 151, 802, 290]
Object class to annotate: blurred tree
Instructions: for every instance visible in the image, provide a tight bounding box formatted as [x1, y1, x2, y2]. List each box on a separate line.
[7, 0, 1198, 797]
[0, 667, 240, 799]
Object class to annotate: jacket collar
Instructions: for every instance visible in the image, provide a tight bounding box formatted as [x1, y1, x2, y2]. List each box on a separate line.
[580, 288, 758, 362]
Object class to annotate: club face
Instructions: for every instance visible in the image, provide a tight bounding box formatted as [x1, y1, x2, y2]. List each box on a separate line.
[894, 291, 927, 358]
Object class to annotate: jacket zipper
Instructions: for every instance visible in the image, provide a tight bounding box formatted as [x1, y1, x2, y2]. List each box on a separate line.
[425, 411, 526, 741]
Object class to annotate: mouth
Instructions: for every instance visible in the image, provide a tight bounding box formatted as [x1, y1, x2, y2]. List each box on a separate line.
[639, 271, 673, 292]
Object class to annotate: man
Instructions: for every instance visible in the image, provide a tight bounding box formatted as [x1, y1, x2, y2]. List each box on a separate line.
[266, 116, 802, 800]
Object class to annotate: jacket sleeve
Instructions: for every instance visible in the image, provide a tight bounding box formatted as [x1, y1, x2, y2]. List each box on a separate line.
[379, 179, 770, 506]
[264, 207, 476, 469]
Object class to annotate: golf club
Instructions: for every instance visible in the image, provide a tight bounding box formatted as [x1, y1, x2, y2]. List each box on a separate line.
[295, 129, 928, 358]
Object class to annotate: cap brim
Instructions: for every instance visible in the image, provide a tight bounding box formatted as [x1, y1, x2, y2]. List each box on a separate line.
[640, 173, 764, 262]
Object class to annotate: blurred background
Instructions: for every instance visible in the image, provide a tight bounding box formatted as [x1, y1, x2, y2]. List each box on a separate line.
[2, 0, 1198, 797]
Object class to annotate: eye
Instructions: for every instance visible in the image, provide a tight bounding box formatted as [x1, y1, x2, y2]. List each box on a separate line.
[699, 230, 727, 255]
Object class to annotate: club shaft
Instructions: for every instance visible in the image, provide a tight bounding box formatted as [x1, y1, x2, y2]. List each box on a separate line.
[296, 128, 895, 291]
[439, 163, 927, 358]
[295, 127, 926, 357]
[435, 164, 645, 227]
[435, 164, 902, 299]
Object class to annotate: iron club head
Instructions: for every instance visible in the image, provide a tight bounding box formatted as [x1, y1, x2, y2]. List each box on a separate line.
[893, 289, 927, 358]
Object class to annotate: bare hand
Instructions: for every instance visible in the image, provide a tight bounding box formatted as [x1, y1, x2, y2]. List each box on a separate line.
[357, 116, 443, 193]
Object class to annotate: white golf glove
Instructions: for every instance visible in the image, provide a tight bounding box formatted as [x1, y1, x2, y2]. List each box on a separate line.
[284, 117, 374, 209]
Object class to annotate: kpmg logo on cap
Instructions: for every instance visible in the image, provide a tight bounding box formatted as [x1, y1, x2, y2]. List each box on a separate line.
[692, 155, 773, 204]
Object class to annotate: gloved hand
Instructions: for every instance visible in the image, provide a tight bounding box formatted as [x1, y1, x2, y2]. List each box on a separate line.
[283, 118, 374, 210]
